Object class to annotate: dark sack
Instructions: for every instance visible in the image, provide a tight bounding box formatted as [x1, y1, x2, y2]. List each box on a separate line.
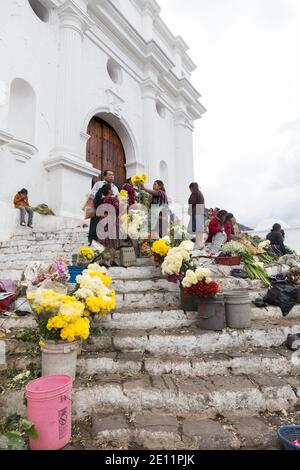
[263, 281, 298, 316]
[230, 269, 249, 279]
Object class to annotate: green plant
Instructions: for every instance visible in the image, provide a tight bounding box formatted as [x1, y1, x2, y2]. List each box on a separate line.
[0, 414, 38, 450]
[242, 252, 271, 286]
[13, 327, 40, 344]
[0, 363, 41, 394]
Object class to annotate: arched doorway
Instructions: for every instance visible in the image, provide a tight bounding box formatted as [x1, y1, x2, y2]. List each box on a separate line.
[87, 117, 126, 188]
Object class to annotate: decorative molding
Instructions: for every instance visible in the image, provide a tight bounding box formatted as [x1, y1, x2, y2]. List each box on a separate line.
[44, 152, 99, 177]
[174, 110, 195, 132]
[58, 0, 94, 34]
[80, 131, 90, 143]
[41, 0, 62, 8]
[8, 139, 38, 163]
[0, 130, 13, 148]
[125, 161, 145, 174]
[88, 2, 205, 119]
[105, 88, 125, 119]
[141, 78, 163, 100]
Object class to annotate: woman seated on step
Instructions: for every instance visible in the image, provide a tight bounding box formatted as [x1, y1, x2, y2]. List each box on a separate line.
[13, 188, 34, 228]
[206, 210, 231, 254]
[88, 183, 120, 266]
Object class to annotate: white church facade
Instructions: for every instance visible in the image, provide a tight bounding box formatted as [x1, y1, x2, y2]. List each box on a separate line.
[0, 0, 205, 235]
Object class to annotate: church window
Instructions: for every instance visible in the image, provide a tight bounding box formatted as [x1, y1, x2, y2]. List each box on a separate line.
[107, 58, 123, 85]
[156, 101, 166, 119]
[28, 0, 49, 23]
[8, 78, 37, 144]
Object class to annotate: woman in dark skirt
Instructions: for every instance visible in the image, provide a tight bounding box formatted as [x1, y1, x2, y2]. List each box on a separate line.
[187, 182, 205, 249]
[142, 180, 169, 238]
[88, 183, 120, 265]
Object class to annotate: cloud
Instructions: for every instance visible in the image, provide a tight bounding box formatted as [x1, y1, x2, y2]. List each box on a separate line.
[158, 0, 300, 228]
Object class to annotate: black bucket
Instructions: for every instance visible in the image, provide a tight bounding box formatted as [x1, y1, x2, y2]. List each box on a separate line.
[180, 287, 197, 311]
[198, 295, 225, 331]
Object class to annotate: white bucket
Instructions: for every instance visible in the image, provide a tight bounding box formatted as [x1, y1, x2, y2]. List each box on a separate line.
[224, 291, 251, 329]
[41, 340, 78, 379]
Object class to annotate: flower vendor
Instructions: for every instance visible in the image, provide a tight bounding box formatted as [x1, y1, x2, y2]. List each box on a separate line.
[88, 183, 120, 266]
[142, 180, 169, 237]
[206, 209, 230, 253]
[266, 223, 289, 256]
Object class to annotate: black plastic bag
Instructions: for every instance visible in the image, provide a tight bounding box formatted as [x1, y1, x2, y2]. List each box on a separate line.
[286, 333, 300, 351]
[230, 269, 249, 279]
[252, 298, 268, 308]
[263, 281, 298, 316]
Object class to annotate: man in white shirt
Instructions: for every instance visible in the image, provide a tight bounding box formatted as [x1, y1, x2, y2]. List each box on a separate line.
[90, 170, 119, 198]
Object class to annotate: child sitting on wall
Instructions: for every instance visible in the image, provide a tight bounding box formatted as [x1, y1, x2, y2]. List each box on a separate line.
[13, 188, 34, 228]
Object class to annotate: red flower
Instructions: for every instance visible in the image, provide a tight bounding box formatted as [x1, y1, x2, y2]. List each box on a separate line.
[184, 279, 220, 297]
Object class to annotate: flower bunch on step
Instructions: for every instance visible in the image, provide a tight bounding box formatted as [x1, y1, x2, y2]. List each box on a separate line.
[77, 242, 105, 266]
[182, 268, 219, 297]
[26, 257, 69, 286]
[77, 246, 94, 266]
[27, 288, 90, 342]
[74, 264, 116, 318]
[161, 240, 195, 277]
[151, 239, 170, 258]
[121, 208, 148, 241]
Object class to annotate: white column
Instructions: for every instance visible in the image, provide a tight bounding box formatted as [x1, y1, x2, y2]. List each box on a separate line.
[174, 109, 195, 205]
[44, 2, 98, 218]
[53, 6, 86, 155]
[141, 79, 160, 185]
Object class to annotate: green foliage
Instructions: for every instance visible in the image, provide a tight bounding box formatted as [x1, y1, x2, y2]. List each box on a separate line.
[0, 414, 38, 450]
[0, 363, 41, 394]
[13, 327, 40, 343]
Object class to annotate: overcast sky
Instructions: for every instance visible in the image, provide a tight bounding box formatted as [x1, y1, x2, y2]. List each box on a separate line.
[158, 0, 300, 229]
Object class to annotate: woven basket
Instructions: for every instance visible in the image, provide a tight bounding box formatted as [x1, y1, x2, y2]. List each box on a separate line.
[277, 425, 300, 450]
[215, 256, 241, 266]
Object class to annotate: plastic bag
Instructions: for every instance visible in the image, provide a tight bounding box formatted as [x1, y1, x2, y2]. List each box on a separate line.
[263, 281, 298, 316]
[252, 298, 268, 308]
[230, 269, 249, 279]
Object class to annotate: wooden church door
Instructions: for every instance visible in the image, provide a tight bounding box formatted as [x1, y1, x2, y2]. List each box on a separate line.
[87, 117, 126, 188]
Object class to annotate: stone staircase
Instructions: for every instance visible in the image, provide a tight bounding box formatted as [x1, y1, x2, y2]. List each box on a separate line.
[0, 230, 300, 450]
[0, 228, 89, 280]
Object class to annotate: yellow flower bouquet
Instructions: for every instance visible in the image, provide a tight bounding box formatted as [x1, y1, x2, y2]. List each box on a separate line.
[151, 238, 171, 265]
[27, 288, 90, 343]
[74, 264, 116, 318]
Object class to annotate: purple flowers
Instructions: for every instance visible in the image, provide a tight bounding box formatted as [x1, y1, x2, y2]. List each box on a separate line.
[167, 274, 184, 284]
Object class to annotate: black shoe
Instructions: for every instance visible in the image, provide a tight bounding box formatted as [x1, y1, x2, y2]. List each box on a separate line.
[110, 261, 119, 267]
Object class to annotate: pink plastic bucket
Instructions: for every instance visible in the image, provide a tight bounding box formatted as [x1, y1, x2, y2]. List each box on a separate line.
[25, 375, 72, 450]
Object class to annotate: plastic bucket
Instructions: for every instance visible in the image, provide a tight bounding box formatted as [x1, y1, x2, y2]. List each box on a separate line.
[180, 287, 197, 311]
[68, 265, 84, 284]
[26, 375, 72, 450]
[41, 340, 78, 379]
[198, 295, 225, 331]
[224, 291, 251, 329]
[277, 425, 300, 450]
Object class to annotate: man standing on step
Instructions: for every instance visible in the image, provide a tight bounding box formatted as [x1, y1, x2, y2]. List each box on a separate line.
[90, 170, 119, 198]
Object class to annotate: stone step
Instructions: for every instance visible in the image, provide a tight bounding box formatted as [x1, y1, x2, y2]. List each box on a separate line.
[85, 319, 300, 355]
[1, 372, 299, 421]
[89, 410, 279, 450]
[77, 347, 299, 378]
[3, 300, 300, 334]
